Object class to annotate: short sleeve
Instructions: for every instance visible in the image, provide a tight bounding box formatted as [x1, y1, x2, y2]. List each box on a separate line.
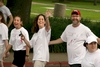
[2, 25, 8, 40]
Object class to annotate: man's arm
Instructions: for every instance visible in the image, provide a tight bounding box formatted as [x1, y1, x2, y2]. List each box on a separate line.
[49, 38, 64, 45]
[97, 38, 100, 45]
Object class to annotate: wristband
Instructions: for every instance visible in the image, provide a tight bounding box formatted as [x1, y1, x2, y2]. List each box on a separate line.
[26, 55, 29, 57]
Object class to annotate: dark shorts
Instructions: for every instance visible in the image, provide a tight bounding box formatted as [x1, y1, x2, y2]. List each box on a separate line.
[12, 50, 26, 67]
[69, 64, 81, 67]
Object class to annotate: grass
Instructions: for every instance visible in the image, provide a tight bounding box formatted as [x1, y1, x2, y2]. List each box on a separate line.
[31, 0, 100, 21]
[31, 5, 49, 14]
[67, 2, 100, 10]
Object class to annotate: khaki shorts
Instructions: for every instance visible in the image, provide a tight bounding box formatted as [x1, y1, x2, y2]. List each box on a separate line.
[0, 45, 5, 61]
[34, 60, 47, 67]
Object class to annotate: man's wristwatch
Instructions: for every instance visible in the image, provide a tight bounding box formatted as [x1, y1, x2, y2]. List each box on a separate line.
[26, 55, 29, 57]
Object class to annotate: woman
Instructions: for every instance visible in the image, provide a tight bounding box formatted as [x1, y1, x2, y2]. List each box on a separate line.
[21, 12, 51, 67]
[0, 11, 8, 67]
[4, 16, 29, 67]
[82, 36, 100, 67]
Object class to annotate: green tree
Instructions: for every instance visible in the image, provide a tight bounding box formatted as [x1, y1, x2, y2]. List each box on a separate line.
[6, 0, 32, 26]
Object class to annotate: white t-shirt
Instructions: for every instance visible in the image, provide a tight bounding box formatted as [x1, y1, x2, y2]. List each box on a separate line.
[9, 27, 29, 51]
[61, 23, 97, 65]
[0, 23, 8, 45]
[81, 49, 100, 67]
[30, 27, 51, 62]
[0, 6, 12, 22]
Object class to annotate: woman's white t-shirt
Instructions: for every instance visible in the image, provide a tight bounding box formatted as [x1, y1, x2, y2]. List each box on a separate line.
[81, 49, 100, 67]
[0, 23, 8, 45]
[9, 27, 29, 51]
[30, 27, 51, 62]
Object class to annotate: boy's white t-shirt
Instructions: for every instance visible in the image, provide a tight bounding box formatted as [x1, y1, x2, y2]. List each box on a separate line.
[61, 23, 97, 64]
[0, 6, 11, 22]
[9, 27, 29, 51]
[0, 23, 8, 45]
[30, 27, 51, 62]
[81, 49, 100, 67]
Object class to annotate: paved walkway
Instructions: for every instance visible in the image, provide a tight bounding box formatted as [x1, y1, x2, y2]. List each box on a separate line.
[4, 53, 68, 62]
[3, 53, 69, 67]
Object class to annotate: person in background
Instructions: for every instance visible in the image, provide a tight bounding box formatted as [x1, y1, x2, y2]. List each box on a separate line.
[0, 11, 9, 67]
[82, 36, 100, 67]
[0, 0, 13, 28]
[21, 11, 51, 67]
[49, 9, 100, 67]
[4, 16, 29, 67]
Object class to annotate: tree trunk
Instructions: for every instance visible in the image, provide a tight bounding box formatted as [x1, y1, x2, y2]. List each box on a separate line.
[6, 0, 32, 26]
[94, 0, 97, 6]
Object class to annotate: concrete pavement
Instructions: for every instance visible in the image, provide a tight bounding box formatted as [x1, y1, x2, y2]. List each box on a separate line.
[3, 53, 69, 67]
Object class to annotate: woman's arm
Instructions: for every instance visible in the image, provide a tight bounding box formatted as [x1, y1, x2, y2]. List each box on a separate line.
[45, 10, 51, 32]
[21, 34, 31, 48]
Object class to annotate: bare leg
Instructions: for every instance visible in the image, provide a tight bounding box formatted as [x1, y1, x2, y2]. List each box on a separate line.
[0, 61, 4, 67]
[23, 64, 25, 67]
[10, 64, 25, 67]
[11, 64, 18, 67]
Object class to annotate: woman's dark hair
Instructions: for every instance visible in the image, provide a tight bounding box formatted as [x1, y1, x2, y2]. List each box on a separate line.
[0, 11, 7, 25]
[83, 41, 99, 48]
[31, 14, 46, 33]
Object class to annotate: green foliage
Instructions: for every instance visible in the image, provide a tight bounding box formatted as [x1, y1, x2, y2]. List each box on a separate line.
[49, 17, 70, 53]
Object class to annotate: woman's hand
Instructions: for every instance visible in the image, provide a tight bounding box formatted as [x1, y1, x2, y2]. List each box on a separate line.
[45, 9, 52, 18]
[25, 55, 29, 62]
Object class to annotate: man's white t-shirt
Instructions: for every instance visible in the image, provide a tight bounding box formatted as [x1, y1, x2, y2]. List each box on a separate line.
[30, 27, 51, 62]
[9, 27, 29, 51]
[81, 49, 100, 67]
[61, 23, 97, 64]
[0, 23, 8, 45]
[0, 6, 11, 22]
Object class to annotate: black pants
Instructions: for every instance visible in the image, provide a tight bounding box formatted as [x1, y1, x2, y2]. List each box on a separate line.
[70, 64, 81, 67]
[12, 50, 26, 67]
